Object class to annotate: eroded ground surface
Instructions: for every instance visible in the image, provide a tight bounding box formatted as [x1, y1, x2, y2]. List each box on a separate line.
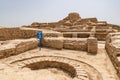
[0, 41, 119, 80]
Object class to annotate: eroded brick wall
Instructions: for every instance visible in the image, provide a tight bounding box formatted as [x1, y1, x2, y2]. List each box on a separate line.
[0, 28, 37, 40]
[0, 38, 38, 58]
[105, 32, 120, 77]
[0, 28, 62, 41]
[63, 38, 87, 51]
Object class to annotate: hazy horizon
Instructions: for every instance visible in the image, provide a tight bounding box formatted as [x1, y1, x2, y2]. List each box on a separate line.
[0, 0, 120, 27]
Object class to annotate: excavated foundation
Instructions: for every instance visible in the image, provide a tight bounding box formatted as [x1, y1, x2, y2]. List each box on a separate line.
[24, 61, 76, 78]
[9, 56, 105, 80]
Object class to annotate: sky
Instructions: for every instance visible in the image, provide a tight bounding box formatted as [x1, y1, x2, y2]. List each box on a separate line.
[0, 0, 120, 27]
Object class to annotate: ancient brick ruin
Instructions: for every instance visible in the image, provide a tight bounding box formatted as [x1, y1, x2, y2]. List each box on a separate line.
[0, 12, 120, 80]
[105, 32, 120, 78]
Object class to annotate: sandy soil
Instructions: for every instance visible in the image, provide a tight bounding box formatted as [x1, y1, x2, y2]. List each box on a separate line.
[0, 41, 119, 80]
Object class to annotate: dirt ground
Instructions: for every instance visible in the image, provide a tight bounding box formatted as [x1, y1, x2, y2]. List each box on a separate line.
[0, 41, 119, 80]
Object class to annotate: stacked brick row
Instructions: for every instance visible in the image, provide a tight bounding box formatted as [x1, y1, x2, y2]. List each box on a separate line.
[0, 28, 62, 41]
[42, 37, 97, 54]
[0, 38, 38, 58]
[105, 32, 120, 77]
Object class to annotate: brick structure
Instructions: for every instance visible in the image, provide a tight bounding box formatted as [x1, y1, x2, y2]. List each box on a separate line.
[87, 37, 98, 54]
[105, 32, 120, 77]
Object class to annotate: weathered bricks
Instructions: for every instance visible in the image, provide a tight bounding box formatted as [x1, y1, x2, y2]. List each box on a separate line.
[87, 37, 98, 54]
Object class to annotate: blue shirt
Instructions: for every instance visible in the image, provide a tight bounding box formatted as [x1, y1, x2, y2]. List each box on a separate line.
[37, 31, 43, 39]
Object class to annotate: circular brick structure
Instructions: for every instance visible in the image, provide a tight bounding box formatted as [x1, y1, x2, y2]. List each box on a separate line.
[24, 61, 76, 78]
[10, 56, 103, 80]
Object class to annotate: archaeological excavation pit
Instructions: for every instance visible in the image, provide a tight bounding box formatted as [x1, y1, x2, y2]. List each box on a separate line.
[23, 61, 76, 78]
[10, 56, 104, 80]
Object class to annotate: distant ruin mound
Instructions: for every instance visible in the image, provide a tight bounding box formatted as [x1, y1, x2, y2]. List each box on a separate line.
[59, 12, 81, 24]
[59, 12, 98, 26]
[22, 12, 120, 32]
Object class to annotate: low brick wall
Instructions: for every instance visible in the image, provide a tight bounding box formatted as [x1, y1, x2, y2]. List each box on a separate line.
[0, 28, 62, 41]
[15, 40, 38, 54]
[0, 38, 38, 58]
[95, 32, 107, 41]
[0, 28, 36, 40]
[42, 37, 63, 50]
[105, 32, 120, 78]
[63, 38, 87, 51]
[63, 32, 90, 38]
[42, 37, 87, 51]
[63, 31, 113, 41]
[0, 34, 97, 59]
[42, 37, 97, 54]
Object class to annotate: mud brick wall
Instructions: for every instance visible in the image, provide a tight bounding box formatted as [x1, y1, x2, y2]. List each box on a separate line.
[42, 37, 97, 53]
[0, 38, 38, 59]
[0, 28, 63, 41]
[63, 38, 87, 51]
[63, 32, 90, 38]
[87, 37, 97, 54]
[0, 28, 37, 40]
[43, 32, 63, 37]
[105, 32, 120, 78]
[42, 37, 88, 51]
[95, 32, 107, 41]
[42, 37, 63, 50]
